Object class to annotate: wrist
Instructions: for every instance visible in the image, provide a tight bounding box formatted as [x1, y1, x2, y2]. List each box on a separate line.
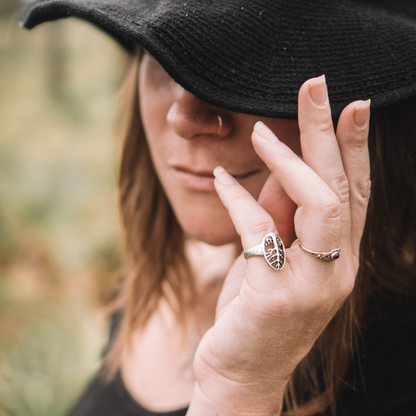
[187, 379, 285, 416]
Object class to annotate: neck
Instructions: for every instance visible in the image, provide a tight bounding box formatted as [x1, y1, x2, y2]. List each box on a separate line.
[120, 239, 240, 411]
[186, 239, 239, 334]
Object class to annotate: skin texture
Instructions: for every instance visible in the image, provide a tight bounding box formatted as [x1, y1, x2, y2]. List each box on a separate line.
[139, 52, 301, 246]
[127, 53, 371, 415]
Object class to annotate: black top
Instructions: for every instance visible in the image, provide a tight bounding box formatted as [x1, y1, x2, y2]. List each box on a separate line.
[68, 373, 187, 416]
[68, 298, 416, 416]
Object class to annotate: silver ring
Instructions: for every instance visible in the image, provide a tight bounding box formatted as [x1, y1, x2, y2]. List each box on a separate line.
[244, 232, 285, 270]
[298, 241, 340, 261]
[215, 115, 223, 135]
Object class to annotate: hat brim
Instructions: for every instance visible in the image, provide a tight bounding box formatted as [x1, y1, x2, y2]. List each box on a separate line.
[21, 0, 416, 119]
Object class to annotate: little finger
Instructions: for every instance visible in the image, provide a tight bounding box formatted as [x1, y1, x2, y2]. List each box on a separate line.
[336, 100, 371, 258]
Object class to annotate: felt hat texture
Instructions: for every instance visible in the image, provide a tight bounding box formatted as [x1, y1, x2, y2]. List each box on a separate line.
[20, 0, 416, 119]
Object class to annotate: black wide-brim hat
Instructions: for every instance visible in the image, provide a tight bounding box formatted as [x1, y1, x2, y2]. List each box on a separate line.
[20, 0, 416, 119]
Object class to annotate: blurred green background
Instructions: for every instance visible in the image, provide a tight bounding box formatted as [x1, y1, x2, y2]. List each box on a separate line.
[0, 0, 128, 414]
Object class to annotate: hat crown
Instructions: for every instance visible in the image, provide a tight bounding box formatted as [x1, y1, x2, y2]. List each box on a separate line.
[21, 0, 416, 118]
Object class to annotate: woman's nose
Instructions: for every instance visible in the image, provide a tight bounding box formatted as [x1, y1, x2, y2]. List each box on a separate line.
[167, 89, 231, 140]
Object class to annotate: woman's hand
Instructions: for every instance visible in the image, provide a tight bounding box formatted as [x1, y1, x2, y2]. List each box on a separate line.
[187, 75, 371, 416]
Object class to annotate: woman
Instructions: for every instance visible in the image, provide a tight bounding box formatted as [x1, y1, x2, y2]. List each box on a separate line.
[20, 0, 416, 415]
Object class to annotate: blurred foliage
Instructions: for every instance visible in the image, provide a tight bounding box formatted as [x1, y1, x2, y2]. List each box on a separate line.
[0, 0, 128, 414]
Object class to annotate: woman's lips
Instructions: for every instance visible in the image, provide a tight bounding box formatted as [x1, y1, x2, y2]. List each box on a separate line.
[174, 167, 258, 191]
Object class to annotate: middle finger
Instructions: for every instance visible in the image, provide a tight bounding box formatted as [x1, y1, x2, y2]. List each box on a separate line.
[298, 75, 351, 246]
[251, 124, 341, 253]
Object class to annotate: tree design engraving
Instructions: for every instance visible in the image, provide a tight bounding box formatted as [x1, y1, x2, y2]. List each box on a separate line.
[263, 234, 285, 270]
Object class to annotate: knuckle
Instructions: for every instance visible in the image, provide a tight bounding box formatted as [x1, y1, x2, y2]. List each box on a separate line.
[300, 111, 334, 137]
[317, 118, 335, 135]
[248, 218, 275, 236]
[331, 172, 350, 205]
[354, 178, 371, 203]
[308, 277, 353, 314]
[338, 274, 355, 299]
[347, 130, 369, 150]
[317, 192, 342, 220]
[268, 291, 299, 317]
[233, 193, 252, 204]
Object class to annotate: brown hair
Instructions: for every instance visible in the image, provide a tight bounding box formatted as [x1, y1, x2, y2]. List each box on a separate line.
[103, 49, 195, 373]
[105, 49, 416, 415]
[284, 98, 416, 415]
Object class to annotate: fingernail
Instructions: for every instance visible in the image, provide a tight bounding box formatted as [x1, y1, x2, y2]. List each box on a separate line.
[213, 166, 236, 185]
[354, 99, 371, 128]
[309, 75, 327, 107]
[253, 121, 279, 142]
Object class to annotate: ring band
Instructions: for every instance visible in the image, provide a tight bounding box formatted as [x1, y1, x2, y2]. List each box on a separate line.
[215, 115, 223, 135]
[298, 241, 340, 261]
[244, 232, 285, 270]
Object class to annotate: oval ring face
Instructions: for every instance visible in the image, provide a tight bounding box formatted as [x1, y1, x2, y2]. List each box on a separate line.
[263, 232, 285, 271]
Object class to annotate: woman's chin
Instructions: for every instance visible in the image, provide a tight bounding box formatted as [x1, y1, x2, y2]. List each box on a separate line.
[198, 232, 240, 247]
[182, 222, 240, 247]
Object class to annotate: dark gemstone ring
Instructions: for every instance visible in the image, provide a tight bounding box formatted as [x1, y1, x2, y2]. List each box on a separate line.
[298, 241, 340, 262]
